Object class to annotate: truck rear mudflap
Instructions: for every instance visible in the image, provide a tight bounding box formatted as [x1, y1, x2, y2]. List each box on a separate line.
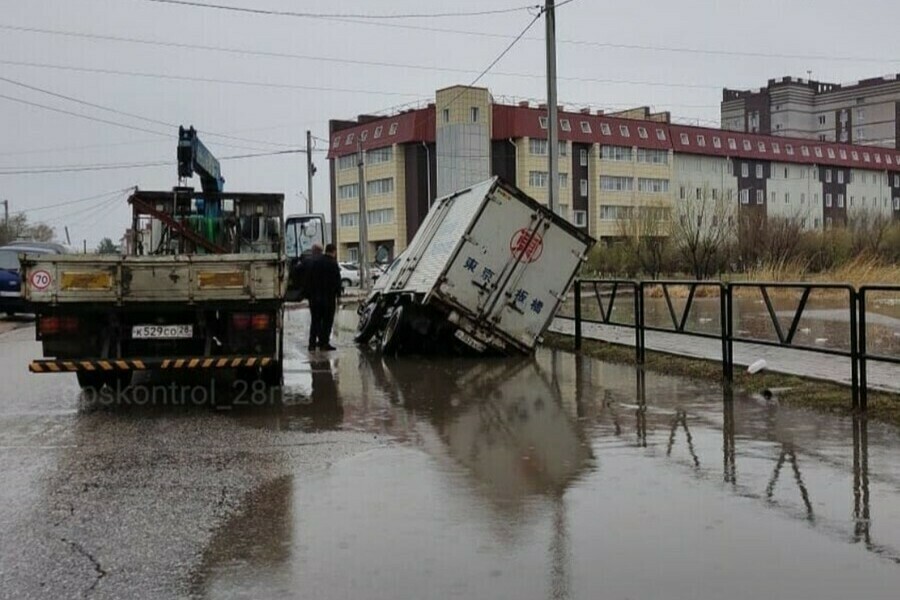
[29, 355, 277, 374]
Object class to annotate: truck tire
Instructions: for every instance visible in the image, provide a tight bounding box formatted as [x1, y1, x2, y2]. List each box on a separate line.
[380, 306, 406, 355]
[76, 370, 132, 391]
[355, 300, 385, 344]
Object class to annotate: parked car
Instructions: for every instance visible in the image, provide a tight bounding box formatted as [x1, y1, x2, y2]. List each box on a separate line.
[0, 244, 70, 316]
[339, 262, 360, 293]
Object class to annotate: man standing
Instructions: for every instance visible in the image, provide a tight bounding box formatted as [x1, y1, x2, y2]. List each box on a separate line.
[306, 243, 342, 351]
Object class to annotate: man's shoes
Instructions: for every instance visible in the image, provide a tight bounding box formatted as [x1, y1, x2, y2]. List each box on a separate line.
[319, 344, 337, 351]
[308, 344, 317, 351]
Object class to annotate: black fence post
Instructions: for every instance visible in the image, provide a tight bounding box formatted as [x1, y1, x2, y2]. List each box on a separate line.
[636, 282, 645, 365]
[720, 284, 732, 384]
[725, 284, 734, 384]
[574, 279, 582, 351]
[857, 288, 868, 411]
[849, 288, 860, 411]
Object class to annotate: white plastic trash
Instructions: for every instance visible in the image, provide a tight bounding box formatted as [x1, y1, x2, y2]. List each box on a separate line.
[747, 359, 767, 375]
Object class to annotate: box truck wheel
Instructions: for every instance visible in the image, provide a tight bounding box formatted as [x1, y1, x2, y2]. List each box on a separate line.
[355, 299, 385, 344]
[380, 306, 406, 354]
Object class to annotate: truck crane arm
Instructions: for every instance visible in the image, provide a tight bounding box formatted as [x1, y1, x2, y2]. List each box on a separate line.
[177, 126, 224, 195]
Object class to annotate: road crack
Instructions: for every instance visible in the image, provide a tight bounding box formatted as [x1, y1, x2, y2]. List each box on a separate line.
[61, 537, 106, 596]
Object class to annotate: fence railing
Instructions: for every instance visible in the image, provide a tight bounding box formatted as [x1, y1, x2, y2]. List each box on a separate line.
[569, 279, 900, 411]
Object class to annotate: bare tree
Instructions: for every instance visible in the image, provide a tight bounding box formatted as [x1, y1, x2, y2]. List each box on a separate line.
[671, 186, 734, 279]
[0, 214, 55, 246]
[848, 206, 893, 255]
[616, 203, 673, 279]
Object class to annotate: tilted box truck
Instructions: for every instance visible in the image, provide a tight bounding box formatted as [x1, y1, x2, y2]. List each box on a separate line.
[355, 177, 594, 355]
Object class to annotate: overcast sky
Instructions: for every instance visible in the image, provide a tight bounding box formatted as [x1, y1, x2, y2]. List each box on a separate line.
[1, 0, 899, 248]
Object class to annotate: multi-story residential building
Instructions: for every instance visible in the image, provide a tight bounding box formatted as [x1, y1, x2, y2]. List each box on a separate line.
[721, 75, 900, 148]
[329, 86, 900, 262]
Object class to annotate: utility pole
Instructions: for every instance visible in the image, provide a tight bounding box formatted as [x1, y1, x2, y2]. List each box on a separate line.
[545, 0, 559, 215]
[1, 199, 8, 228]
[305, 130, 315, 214]
[357, 140, 370, 290]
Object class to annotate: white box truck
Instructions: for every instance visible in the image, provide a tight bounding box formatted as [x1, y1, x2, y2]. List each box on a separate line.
[355, 177, 594, 355]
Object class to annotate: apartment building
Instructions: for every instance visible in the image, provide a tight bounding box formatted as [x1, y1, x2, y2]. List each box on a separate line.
[329, 86, 900, 261]
[722, 75, 900, 148]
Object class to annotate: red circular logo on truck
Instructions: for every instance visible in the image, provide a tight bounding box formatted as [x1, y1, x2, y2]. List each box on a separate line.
[509, 229, 543, 263]
[30, 270, 52, 290]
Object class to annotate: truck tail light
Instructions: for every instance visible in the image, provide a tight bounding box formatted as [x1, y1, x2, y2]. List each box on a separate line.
[61, 317, 80, 333]
[231, 313, 251, 331]
[251, 313, 271, 331]
[39, 316, 60, 335]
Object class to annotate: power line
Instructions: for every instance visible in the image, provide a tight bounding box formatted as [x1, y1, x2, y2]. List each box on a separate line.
[0, 23, 727, 91]
[134, 0, 538, 20]
[0, 74, 296, 150]
[12, 187, 135, 215]
[0, 59, 422, 98]
[0, 148, 315, 175]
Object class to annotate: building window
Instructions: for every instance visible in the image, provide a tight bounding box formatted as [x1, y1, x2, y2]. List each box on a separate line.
[851, 150, 859, 160]
[743, 140, 752, 151]
[696, 188, 702, 200]
[560, 119, 571, 131]
[894, 198, 900, 210]
[366, 146, 393, 165]
[636, 148, 668, 164]
[680, 133, 690, 145]
[574, 210, 587, 227]
[638, 127, 648, 139]
[619, 125, 630, 137]
[346, 133, 355, 145]
[697, 135, 706, 147]
[825, 169, 832, 183]
[837, 171, 844, 184]
[599, 176, 633, 191]
[755, 164, 763, 179]
[389, 122, 398, 135]
[337, 153, 358, 170]
[638, 178, 669, 193]
[601, 145, 633, 161]
[539, 116, 548, 129]
[770, 191, 776, 204]
[712, 189, 718, 200]
[559, 141, 568, 157]
[712, 136, 722, 149]
[740, 189, 749, 204]
[339, 212, 359, 227]
[347, 247, 359, 262]
[756, 189, 764, 204]
[818, 115, 826, 125]
[580, 121, 592, 134]
[338, 183, 359, 199]
[826, 217, 833, 229]
[530, 138, 548, 155]
[837, 194, 844, 208]
[580, 179, 588, 197]
[679, 186, 686, 200]
[875, 153, 882, 164]
[741, 163, 749, 178]
[579, 148, 588, 166]
[772, 142, 780, 154]
[368, 208, 394, 225]
[839, 149, 847, 159]
[360, 130, 368, 142]
[374, 126, 383, 139]
[728, 138, 738, 151]
[758, 142, 766, 153]
[470, 107, 479, 123]
[895, 175, 900, 187]
[656, 129, 666, 141]
[785, 144, 794, 155]
[559, 173, 569, 188]
[827, 148, 836, 159]
[785, 192, 790, 204]
[442, 108, 450, 123]
[863, 152, 871, 163]
[366, 178, 394, 196]
[529, 171, 548, 187]
[801, 193, 806, 204]
[600, 123, 611, 135]
[814, 147, 823, 158]
[332, 135, 342, 147]
[825, 193, 832, 207]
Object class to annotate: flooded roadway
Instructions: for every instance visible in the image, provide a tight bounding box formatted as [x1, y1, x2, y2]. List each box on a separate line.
[2, 308, 900, 599]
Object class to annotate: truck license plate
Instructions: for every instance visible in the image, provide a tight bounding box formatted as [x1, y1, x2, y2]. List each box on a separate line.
[132, 324, 193, 340]
[454, 328, 486, 352]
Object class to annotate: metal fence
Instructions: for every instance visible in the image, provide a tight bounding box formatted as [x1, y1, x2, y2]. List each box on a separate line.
[570, 279, 900, 411]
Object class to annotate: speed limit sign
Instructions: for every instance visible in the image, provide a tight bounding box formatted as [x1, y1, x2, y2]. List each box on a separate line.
[30, 270, 52, 291]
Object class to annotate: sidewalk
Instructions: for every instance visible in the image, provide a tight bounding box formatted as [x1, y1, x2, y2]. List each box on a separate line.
[549, 318, 900, 394]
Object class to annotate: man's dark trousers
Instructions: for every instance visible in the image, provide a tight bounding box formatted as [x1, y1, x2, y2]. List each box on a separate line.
[308, 297, 336, 348]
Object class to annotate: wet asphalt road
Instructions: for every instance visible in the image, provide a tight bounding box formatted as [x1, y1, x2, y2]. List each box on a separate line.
[3, 307, 900, 599]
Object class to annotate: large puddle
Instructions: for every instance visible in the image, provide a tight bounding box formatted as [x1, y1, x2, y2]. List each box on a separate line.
[191, 327, 900, 600]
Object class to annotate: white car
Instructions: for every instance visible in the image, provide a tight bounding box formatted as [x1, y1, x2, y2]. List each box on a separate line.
[339, 262, 361, 292]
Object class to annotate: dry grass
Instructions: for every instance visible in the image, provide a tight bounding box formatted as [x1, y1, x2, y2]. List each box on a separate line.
[732, 256, 900, 299]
